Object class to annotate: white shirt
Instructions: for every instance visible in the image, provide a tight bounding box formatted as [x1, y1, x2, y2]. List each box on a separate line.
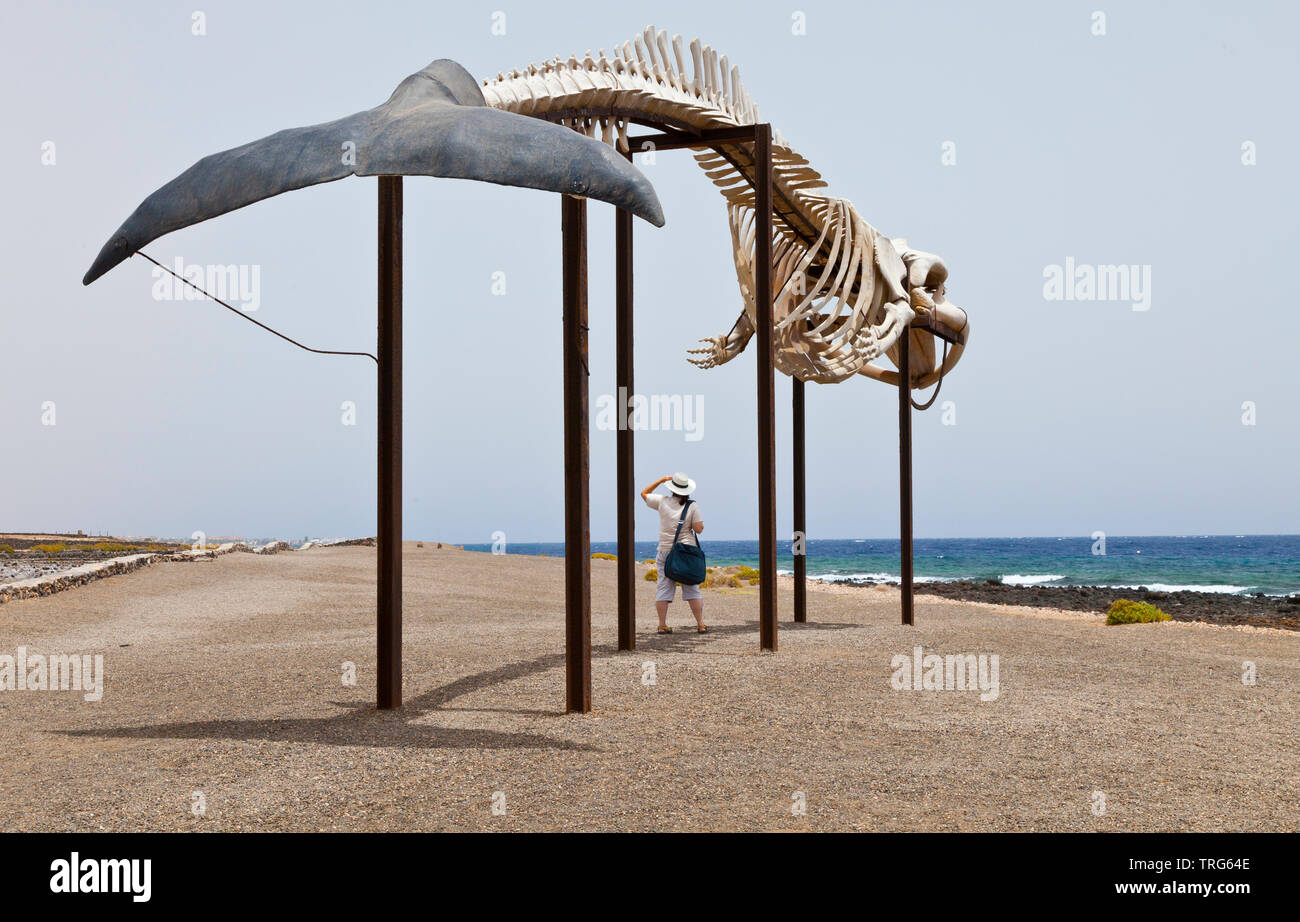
[644, 493, 700, 553]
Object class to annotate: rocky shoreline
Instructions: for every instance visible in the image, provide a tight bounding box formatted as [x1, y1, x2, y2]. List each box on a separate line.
[831, 577, 1300, 631]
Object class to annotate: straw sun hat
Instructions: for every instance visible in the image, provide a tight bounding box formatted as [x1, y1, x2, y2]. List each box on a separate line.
[668, 472, 696, 495]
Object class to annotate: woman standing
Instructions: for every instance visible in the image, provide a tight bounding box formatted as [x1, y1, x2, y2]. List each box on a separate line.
[641, 472, 707, 634]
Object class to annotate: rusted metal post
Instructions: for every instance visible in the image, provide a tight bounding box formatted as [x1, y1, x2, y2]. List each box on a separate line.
[792, 376, 807, 623]
[377, 175, 403, 709]
[616, 193, 636, 652]
[899, 329, 914, 626]
[755, 124, 777, 652]
[562, 194, 592, 712]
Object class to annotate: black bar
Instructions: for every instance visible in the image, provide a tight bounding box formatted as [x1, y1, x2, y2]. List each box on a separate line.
[11, 831, 1278, 905]
[562, 195, 592, 712]
[792, 376, 807, 623]
[377, 175, 402, 709]
[899, 327, 914, 626]
[754, 125, 777, 652]
[615, 193, 636, 652]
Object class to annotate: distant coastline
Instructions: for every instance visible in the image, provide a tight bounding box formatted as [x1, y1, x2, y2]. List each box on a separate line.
[7, 532, 1296, 630]
[461, 535, 1300, 631]
[462, 535, 1300, 597]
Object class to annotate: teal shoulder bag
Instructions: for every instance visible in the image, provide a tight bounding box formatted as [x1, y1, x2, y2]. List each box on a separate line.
[663, 499, 706, 585]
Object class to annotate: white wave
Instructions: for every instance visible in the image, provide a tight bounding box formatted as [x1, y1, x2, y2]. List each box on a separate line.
[815, 572, 897, 583]
[810, 574, 1291, 597]
[812, 573, 960, 585]
[1000, 573, 1067, 586]
[1107, 583, 1253, 595]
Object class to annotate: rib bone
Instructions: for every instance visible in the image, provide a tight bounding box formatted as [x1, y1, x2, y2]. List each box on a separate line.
[480, 25, 969, 386]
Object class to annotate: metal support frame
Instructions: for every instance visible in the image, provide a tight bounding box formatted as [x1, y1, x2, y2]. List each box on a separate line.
[754, 125, 778, 651]
[562, 194, 593, 712]
[894, 315, 965, 626]
[557, 118, 940, 689]
[600, 124, 778, 653]
[898, 328, 914, 626]
[792, 376, 807, 623]
[627, 121, 961, 633]
[624, 125, 765, 151]
[377, 175, 403, 709]
[620, 123, 779, 650]
[615, 176, 636, 652]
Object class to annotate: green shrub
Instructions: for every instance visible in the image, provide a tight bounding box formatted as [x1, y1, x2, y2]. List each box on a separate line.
[736, 565, 760, 582]
[1106, 598, 1171, 625]
[644, 569, 657, 581]
[0, 544, 14, 555]
[91, 541, 140, 554]
[702, 567, 746, 589]
[31, 542, 67, 554]
[591, 552, 616, 561]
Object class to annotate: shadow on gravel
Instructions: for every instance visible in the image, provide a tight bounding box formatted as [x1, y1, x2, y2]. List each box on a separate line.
[59, 620, 857, 752]
[633, 619, 858, 649]
[62, 716, 592, 751]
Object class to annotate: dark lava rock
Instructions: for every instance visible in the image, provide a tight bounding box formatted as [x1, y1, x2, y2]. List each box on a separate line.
[838, 579, 1300, 633]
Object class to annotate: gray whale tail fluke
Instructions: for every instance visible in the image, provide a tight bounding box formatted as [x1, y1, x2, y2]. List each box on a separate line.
[83, 58, 663, 286]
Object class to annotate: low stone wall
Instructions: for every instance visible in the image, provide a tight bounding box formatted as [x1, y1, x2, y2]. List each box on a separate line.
[0, 538, 374, 605]
[167, 543, 238, 562]
[0, 553, 159, 603]
[326, 536, 376, 548]
[299, 537, 377, 550]
[0, 543, 234, 603]
[240, 541, 292, 555]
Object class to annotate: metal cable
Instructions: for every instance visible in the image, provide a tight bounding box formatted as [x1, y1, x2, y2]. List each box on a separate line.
[135, 251, 378, 364]
[910, 337, 949, 411]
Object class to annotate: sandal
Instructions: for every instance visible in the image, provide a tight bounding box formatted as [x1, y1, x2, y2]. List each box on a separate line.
[697, 626, 709, 634]
[657, 626, 673, 634]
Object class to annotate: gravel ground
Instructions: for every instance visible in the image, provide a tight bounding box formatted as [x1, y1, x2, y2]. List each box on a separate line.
[0, 545, 1296, 832]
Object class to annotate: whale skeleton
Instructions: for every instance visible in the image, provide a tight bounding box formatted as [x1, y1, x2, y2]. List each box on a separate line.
[482, 25, 969, 388]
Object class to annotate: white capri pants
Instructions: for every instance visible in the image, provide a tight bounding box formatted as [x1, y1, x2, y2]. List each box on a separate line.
[655, 549, 702, 602]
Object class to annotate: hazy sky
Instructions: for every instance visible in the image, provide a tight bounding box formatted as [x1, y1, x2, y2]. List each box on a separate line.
[2, 1, 1296, 542]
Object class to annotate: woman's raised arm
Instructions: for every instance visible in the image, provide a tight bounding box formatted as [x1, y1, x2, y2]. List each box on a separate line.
[640, 474, 672, 501]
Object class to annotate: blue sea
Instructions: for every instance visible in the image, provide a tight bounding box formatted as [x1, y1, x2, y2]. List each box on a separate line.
[459, 535, 1300, 597]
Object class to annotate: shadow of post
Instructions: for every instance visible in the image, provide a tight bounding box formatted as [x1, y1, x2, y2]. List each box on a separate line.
[61, 619, 857, 752]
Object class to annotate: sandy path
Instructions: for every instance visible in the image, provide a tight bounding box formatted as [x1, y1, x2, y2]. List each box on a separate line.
[0, 545, 1296, 831]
